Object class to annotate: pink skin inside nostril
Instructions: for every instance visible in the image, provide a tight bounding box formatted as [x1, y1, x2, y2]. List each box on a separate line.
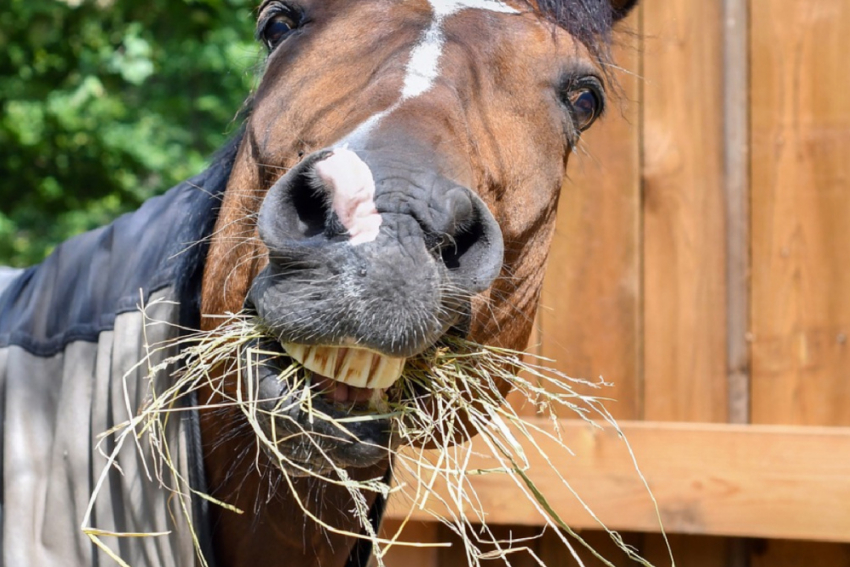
[313, 148, 382, 245]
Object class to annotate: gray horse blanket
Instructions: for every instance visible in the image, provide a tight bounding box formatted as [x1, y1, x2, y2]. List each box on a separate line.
[0, 151, 231, 565]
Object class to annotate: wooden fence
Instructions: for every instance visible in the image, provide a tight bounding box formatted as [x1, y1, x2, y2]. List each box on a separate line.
[379, 0, 850, 564]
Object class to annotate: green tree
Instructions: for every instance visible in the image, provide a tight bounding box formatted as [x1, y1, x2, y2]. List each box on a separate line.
[0, 0, 260, 266]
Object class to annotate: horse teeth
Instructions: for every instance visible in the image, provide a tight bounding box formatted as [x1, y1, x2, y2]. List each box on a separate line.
[367, 356, 405, 390]
[281, 343, 405, 389]
[283, 343, 306, 365]
[336, 349, 373, 388]
[306, 345, 338, 377]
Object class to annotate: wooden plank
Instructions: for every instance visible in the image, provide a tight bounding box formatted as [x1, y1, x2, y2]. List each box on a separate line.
[436, 523, 473, 567]
[641, 6, 730, 563]
[641, 0, 728, 422]
[750, 0, 850, 427]
[749, 540, 850, 567]
[749, 2, 850, 562]
[641, 534, 726, 567]
[536, 11, 642, 422]
[385, 419, 850, 542]
[378, 520, 439, 567]
[539, 530, 644, 567]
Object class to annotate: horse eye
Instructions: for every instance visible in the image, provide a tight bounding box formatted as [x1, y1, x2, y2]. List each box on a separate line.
[568, 88, 602, 132]
[262, 13, 297, 49]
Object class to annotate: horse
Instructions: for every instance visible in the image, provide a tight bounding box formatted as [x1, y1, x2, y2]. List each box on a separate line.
[0, 0, 638, 565]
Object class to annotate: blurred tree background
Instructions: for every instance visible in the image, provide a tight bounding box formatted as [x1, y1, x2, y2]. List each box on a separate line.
[0, 0, 260, 266]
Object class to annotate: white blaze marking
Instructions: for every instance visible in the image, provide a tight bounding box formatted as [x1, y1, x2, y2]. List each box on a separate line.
[314, 149, 383, 245]
[429, 0, 519, 18]
[338, 0, 518, 146]
[403, 0, 518, 99]
[327, 0, 518, 243]
[401, 23, 444, 99]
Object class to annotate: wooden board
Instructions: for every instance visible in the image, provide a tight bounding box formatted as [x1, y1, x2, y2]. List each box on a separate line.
[538, 530, 646, 567]
[749, 2, 850, 564]
[378, 526, 731, 567]
[385, 420, 850, 543]
[640, 534, 727, 567]
[640, 8, 731, 565]
[749, 539, 850, 567]
[378, 521, 440, 567]
[641, 0, 728, 422]
[750, 0, 850, 427]
[537, 19, 642, 422]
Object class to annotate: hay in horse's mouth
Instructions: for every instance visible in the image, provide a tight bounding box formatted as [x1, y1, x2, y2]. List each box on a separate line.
[231, 336, 400, 477]
[84, 308, 667, 567]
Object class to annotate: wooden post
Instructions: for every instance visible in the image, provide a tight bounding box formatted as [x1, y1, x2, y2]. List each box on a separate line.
[723, 0, 751, 428]
[724, 0, 752, 563]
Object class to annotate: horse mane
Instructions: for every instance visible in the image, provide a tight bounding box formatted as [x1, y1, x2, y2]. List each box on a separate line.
[171, 127, 247, 562]
[175, 126, 246, 333]
[531, 0, 637, 70]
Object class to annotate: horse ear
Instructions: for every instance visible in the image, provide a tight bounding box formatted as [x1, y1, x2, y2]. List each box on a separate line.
[611, 0, 639, 21]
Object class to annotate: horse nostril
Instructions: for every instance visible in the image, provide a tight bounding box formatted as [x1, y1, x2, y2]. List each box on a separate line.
[290, 174, 330, 238]
[440, 219, 484, 271]
[429, 187, 504, 294]
[258, 150, 345, 253]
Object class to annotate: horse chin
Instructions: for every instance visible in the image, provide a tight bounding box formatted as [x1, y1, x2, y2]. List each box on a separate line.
[243, 338, 400, 478]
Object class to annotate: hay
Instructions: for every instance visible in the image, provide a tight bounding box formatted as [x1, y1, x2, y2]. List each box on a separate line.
[83, 306, 673, 567]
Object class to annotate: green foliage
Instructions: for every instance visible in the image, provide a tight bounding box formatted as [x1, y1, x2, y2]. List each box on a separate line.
[0, 0, 260, 266]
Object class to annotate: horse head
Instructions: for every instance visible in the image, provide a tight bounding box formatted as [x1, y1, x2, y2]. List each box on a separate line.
[199, 0, 637, 563]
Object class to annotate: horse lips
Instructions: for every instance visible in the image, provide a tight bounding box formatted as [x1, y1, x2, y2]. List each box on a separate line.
[281, 343, 405, 392]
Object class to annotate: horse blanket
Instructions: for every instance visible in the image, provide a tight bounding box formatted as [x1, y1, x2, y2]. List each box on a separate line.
[0, 141, 384, 567]
[0, 159, 229, 565]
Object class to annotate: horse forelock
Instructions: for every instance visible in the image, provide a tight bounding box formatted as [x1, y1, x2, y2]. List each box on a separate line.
[525, 0, 636, 71]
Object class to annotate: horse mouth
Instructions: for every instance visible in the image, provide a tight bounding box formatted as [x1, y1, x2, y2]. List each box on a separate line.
[246, 338, 415, 477]
[282, 343, 406, 399]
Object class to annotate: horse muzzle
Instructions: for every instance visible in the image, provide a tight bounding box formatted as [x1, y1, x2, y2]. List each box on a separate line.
[242, 145, 503, 470]
[248, 146, 503, 359]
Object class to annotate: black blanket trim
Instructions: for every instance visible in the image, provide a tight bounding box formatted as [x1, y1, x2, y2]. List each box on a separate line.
[173, 133, 241, 567]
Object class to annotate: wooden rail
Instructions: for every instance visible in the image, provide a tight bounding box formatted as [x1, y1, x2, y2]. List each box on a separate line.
[386, 419, 850, 543]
